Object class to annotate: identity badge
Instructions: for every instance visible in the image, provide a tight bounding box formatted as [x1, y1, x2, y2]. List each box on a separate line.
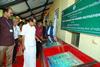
[10, 29, 13, 32]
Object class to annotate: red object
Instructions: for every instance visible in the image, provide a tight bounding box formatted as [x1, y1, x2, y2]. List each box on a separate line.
[43, 41, 100, 67]
[93, 63, 100, 67]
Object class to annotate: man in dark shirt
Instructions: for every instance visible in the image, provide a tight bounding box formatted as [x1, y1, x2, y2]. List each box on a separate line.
[36, 22, 43, 58]
[0, 7, 14, 67]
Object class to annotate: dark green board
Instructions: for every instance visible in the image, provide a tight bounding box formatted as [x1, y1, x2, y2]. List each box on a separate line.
[61, 0, 100, 36]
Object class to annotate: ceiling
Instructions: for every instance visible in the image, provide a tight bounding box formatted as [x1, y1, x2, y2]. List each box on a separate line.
[0, 0, 53, 21]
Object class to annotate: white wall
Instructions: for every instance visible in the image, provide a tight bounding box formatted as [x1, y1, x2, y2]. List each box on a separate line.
[79, 34, 100, 62]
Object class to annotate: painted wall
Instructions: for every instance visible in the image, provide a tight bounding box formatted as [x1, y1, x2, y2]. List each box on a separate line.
[48, 0, 100, 62]
[79, 34, 100, 62]
[0, 10, 3, 17]
[60, 0, 75, 44]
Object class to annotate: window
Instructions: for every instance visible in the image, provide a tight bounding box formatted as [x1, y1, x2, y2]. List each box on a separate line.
[71, 32, 80, 47]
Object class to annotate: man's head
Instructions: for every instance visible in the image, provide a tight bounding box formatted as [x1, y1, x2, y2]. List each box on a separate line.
[13, 18, 18, 26]
[49, 20, 53, 26]
[32, 18, 36, 26]
[37, 22, 42, 27]
[25, 18, 29, 24]
[29, 18, 34, 26]
[3, 7, 13, 19]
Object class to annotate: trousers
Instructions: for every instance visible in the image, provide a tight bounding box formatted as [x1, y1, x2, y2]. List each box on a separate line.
[12, 39, 19, 62]
[0, 45, 14, 67]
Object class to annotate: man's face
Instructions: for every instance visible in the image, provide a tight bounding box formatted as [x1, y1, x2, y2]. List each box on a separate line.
[7, 9, 13, 18]
[29, 21, 34, 26]
[33, 19, 36, 25]
[38, 22, 42, 27]
[13, 19, 18, 26]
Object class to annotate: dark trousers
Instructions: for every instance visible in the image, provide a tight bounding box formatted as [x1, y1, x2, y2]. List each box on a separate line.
[36, 41, 42, 58]
[12, 39, 18, 62]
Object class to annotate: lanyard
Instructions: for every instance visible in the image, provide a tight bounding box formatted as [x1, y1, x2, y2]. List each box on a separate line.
[5, 20, 12, 29]
[5, 20, 13, 33]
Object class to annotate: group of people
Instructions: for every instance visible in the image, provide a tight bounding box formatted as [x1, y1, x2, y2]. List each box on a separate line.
[0, 7, 56, 67]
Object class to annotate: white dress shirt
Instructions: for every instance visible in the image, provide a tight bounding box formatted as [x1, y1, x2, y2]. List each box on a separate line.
[13, 25, 20, 39]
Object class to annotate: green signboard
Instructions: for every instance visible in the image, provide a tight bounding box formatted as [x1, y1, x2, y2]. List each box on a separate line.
[61, 0, 100, 36]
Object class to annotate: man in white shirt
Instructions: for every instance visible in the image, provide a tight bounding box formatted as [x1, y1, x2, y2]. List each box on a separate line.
[22, 18, 38, 67]
[12, 18, 20, 63]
